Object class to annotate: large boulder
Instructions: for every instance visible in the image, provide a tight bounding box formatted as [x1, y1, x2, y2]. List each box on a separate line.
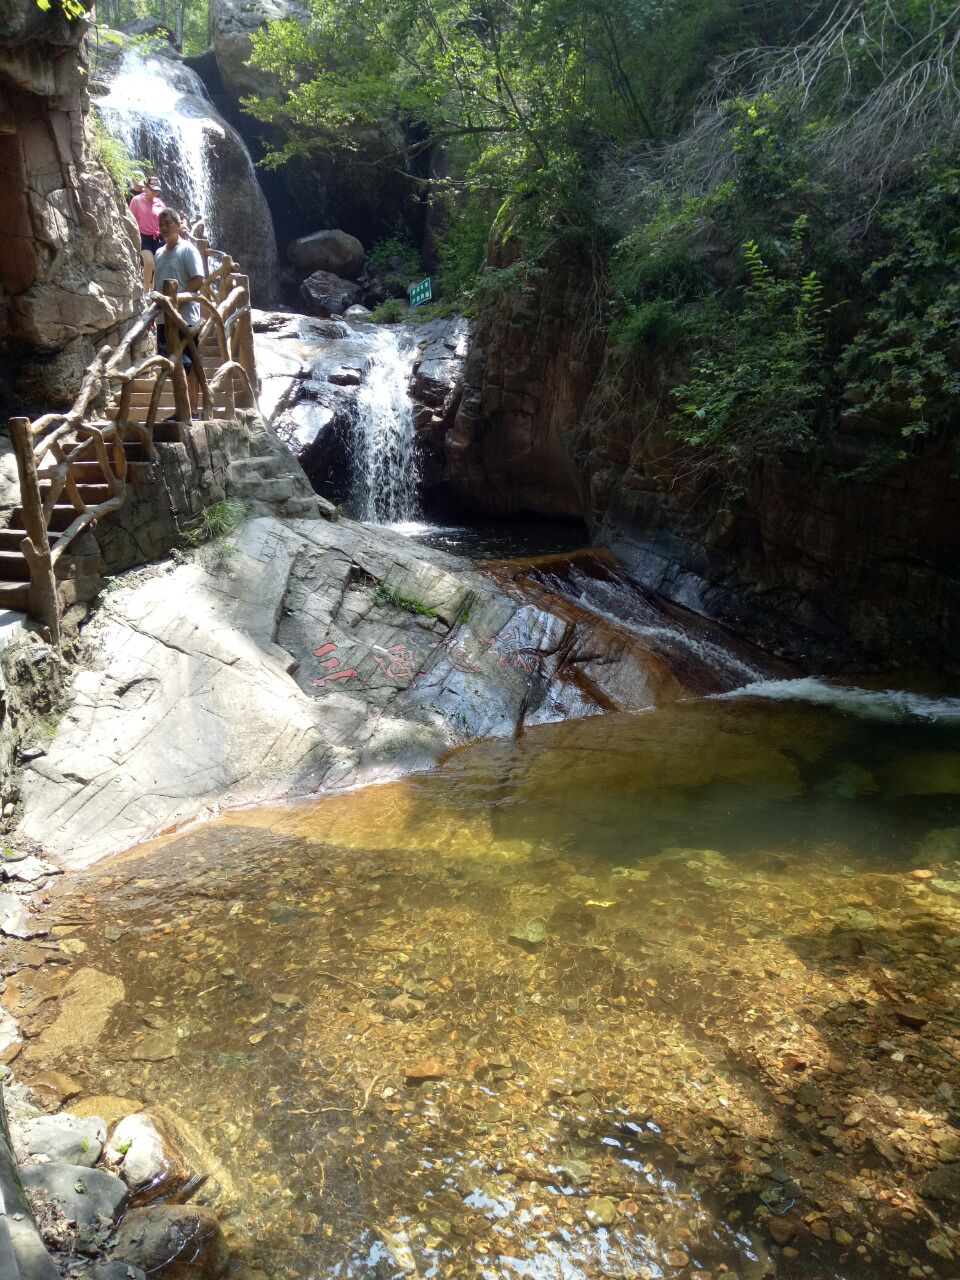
[288, 230, 364, 279]
[208, 0, 307, 102]
[298, 270, 360, 317]
[112, 1206, 229, 1280]
[0, 1, 142, 411]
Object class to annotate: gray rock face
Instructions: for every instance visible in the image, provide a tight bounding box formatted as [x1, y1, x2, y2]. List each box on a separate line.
[208, 0, 307, 102]
[112, 1206, 228, 1280]
[25, 1113, 106, 1167]
[299, 271, 361, 318]
[18, 509, 704, 866]
[289, 230, 365, 279]
[21, 1162, 129, 1226]
[0, 1, 142, 409]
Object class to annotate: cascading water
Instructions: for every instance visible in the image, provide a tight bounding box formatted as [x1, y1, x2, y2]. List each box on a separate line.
[96, 49, 279, 300]
[351, 328, 421, 525]
[98, 51, 220, 235]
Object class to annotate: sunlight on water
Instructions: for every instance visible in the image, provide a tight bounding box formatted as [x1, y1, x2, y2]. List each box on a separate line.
[100, 52, 221, 234]
[34, 692, 960, 1280]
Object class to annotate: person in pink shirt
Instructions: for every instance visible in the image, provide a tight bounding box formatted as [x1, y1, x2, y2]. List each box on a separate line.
[129, 175, 164, 289]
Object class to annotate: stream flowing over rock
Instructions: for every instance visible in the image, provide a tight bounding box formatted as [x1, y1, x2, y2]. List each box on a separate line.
[0, 2, 142, 410]
[431, 250, 960, 668]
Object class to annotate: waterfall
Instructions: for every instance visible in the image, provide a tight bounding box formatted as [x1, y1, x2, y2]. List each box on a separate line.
[99, 51, 220, 237]
[96, 48, 280, 302]
[352, 329, 420, 525]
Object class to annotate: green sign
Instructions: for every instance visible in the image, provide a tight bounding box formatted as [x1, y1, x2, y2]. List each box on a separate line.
[409, 277, 432, 307]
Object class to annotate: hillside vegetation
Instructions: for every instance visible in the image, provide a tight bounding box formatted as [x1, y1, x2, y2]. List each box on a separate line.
[249, 0, 960, 491]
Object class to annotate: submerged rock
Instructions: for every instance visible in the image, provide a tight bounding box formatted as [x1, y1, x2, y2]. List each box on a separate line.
[508, 920, 547, 951]
[112, 1206, 229, 1280]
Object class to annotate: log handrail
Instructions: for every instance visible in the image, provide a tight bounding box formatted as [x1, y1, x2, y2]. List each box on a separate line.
[5, 240, 259, 646]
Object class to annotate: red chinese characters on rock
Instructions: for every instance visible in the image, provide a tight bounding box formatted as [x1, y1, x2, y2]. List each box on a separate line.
[372, 642, 417, 682]
[312, 642, 359, 687]
[484, 629, 533, 673]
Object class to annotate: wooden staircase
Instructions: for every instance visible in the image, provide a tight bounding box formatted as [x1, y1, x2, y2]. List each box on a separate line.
[4, 249, 259, 643]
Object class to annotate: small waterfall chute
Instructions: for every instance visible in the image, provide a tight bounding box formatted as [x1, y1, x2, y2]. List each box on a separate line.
[352, 328, 420, 525]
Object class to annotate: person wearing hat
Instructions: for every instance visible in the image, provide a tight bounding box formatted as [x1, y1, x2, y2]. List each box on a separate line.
[129, 175, 165, 290]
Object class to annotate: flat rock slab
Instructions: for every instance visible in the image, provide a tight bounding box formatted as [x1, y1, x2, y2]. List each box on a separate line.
[0, 890, 46, 939]
[21, 1162, 128, 1226]
[18, 515, 695, 867]
[24, 1113, 106, 1166]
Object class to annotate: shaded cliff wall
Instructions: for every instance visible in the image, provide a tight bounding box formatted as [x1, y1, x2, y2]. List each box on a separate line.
[202, 0, 421, 255]
[0, 2, 141, 414]
[440, 254, 960, 669]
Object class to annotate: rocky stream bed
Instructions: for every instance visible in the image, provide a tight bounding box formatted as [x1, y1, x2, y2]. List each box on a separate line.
[2, 692, 960, 1280]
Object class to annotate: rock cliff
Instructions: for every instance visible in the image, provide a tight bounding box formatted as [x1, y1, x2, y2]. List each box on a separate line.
[440, 253, 960, 669]
[0, 2, 142, 412]
[205, 0, 420, 251]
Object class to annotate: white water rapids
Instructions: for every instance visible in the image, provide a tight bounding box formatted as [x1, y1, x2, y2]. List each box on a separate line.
[352, 328, 421, 524]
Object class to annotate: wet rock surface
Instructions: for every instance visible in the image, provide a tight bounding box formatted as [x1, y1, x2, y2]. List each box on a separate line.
[16, 516, 734, 867]
[112, 1206, 229, 1280]
[299, 270, 361, 318]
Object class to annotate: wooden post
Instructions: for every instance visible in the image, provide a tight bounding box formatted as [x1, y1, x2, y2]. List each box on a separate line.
[162, 280, 191, 423]
[9, 417, 61, 648]
[234, 274, 258, 403]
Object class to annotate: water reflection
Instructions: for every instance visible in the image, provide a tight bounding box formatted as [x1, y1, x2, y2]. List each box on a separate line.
[43, 691, 960, 1280]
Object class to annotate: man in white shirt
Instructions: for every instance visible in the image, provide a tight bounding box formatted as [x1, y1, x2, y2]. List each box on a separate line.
[154, 207, 205, 418]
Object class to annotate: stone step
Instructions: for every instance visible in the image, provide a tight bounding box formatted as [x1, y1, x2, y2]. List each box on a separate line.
[226, 476, 302, 504]
[0, 581, 29, 612]
[0, 528, 63, 552]
[0, 551, 31, 581]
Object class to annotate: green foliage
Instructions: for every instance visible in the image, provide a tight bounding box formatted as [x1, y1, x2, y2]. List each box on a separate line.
[183, 501, 249, 548]
[838, 163, 960, 442]
[370, 298, 411, 325]
[35, 0, 87, 19]
[368, 238, 421, 280]
[609, 298, 689, 355]
[92, 0, 208, 55]
[435, 197, 495, 301]
[673, 225, 828, 487]
[373, 584, 438, 618]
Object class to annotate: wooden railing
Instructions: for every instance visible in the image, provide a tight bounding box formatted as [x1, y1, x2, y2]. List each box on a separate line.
[6, 245, 259, 647]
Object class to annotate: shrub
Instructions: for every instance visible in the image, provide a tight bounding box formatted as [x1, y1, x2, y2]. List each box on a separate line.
[370, 298, 410, 324]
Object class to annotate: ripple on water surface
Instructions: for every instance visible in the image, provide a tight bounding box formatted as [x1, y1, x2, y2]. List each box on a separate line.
[46, 693, 960, 1280]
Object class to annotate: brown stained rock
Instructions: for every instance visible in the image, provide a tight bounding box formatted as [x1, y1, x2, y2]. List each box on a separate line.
[112, 1206, 228, 1280]
[20, 968, 124, 1065]
[27, 1069, 82, 1111]
[768, 1217, 796, 1245]
[404, 1059, 445, 1083]
[894, 1006, 929, 1029]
